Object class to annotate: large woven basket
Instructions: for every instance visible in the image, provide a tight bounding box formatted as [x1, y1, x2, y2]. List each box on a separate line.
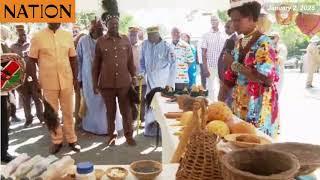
[176, 100, 223, 180]
[257, 142, 320, 176]
[221, 149, 300, 180]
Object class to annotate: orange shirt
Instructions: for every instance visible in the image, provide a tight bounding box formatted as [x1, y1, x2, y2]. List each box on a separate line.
[29, 28, 76, 90]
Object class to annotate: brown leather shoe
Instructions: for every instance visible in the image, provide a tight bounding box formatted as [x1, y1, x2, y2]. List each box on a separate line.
[69, 142, 81, 152]
[50, 143, 63, 154]
[106, 135, 117, 146]
[127, 138, 137, 146]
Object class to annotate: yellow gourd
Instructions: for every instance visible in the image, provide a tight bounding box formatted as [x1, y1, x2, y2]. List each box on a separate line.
[205, 120, 230, 137]
[207, 102, 233, 122]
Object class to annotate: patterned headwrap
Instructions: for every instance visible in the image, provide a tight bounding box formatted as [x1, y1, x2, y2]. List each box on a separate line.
[101, 0, 120, 23]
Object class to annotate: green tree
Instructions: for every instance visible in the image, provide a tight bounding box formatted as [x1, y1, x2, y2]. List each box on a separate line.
[119, 14, 135, 34]
[217, 10, 229, 23]
[76, 11, 96, 29]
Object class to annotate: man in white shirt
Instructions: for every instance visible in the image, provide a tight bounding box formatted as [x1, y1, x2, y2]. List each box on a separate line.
[306, 36, 320, 88]
[201, 15, 226, 101]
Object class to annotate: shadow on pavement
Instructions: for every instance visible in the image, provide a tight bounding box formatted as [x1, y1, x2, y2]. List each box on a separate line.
[8, 122, 162, 165]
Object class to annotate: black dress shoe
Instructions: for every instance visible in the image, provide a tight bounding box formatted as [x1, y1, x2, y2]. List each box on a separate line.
[50, 143, 63, 154]
[1, 153, 16, 163]
[69, 142, 81, 152]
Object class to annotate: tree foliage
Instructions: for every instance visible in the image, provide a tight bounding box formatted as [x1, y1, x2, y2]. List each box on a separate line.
[271, 23, 310, 58]
[217, 10, 229, 23]
[76, 11, 96, 29]
[119, 14, 135, 34]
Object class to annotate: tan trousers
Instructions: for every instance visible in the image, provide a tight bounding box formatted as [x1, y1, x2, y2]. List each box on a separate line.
[206, 66, 219, 101]
[306, 59, 320, 86]
[43, 88, 77, 144]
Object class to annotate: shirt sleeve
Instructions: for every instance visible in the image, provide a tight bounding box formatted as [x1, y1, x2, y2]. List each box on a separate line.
[92, 39, 102, 86]
[167, 45, 176, 87]
[201, 34, 208, 49]
[185, 44, 194, 64]
[127, 42, 136, 78]
[139, 42, 146, 75]
[254, 38, 279, 82]
[68, 34, 77, 58]
[76, 37, 83, 82]
[197, 41, 203, 64]
[28, 35, 39, 59]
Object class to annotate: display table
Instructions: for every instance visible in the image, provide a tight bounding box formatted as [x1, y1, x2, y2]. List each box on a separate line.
[150, 92, 320, 179]
[151, 92, 270, 163]
[0, 164, 179, 179]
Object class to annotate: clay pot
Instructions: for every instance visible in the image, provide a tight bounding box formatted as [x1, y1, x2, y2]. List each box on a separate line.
[221, 149, 300, 180]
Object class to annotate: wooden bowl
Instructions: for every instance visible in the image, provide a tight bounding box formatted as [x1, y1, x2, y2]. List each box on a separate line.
[129, 160, 162, 180]
[105, 167, 128, 180]
[224, 133, 272, 148]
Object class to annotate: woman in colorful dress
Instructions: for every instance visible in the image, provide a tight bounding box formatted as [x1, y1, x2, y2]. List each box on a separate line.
[224, 0, 280, 138]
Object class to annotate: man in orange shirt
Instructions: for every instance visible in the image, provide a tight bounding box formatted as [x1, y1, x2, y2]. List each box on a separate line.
[28, 23, 80, 154]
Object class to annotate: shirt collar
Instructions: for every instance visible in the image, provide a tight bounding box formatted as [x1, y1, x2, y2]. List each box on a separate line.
[105, 33, 122, 40]
[210, 28, 220, 33]
[46, 27, 61, 34]
[14, 41, 29, 47]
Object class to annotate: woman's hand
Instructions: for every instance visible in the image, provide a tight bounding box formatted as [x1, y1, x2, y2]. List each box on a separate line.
[233, 62, 272, 87]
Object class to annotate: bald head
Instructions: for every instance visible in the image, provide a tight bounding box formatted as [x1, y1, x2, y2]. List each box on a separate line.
[171, 27, 181, 44]
[225, 20, 235, 35]
[211, 15, 219, 30]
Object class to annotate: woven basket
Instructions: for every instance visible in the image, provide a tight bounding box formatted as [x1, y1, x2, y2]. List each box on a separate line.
[257, 142, 320, 176]
[176, 100, 223, 180]
[221, 149, 300, 180]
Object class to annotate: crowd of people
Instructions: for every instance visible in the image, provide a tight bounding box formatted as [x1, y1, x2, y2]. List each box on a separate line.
[2, 0, 319, 164]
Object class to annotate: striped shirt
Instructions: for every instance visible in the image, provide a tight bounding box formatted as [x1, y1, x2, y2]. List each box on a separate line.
[171, 40, 194, 84]
[201, 29, 226, 69]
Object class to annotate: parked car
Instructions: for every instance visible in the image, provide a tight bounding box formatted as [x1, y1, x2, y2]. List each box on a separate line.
[284, 56, 299, 69]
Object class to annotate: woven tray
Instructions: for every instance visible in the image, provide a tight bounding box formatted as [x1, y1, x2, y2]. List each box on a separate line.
[176, 100, 223, 180]
[256, 142, 320, 176]
[221, 149, 300, 180]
